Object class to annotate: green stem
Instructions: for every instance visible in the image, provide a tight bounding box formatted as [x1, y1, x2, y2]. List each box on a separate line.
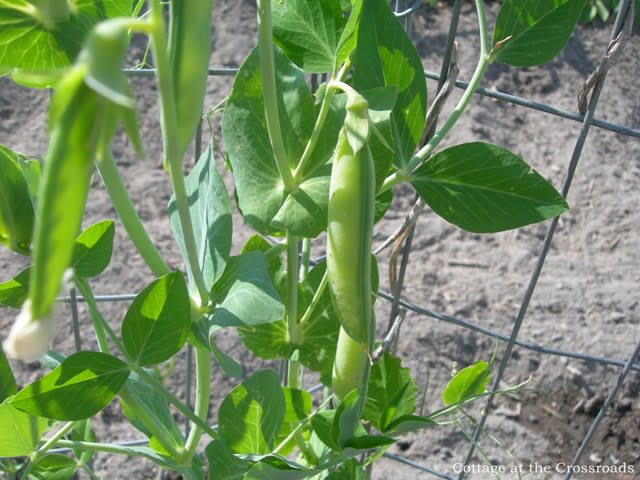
[286, 235, 302, 388]
[72, 278, 110, 354]
[298, 270, 327, 326]
[148, 0, 209, 306]
[286, 235, 302, 346]
[299, 237, 311, 281]
[256, 0, 296, 193]
[49, 439, 170, 461]
[96, 151, 170, 278]
[378, 169, 410, 194]
[293, 61, 349, 180]
[22, 421, 76, 480]
[183, 346, 211, 461]
[406, 0, 491, 174]
[264, 240, 288, 262]
[133, 366, 218, 440]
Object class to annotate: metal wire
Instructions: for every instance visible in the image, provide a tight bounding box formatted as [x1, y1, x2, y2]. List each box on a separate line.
[40, 1, 638, 478]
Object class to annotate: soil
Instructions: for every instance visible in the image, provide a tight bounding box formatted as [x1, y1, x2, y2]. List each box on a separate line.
[1, 1, 639, 479]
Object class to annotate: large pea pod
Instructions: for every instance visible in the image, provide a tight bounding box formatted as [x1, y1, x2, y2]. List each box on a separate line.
[327, 94, 376, 401]
[168, 0, 215, 157]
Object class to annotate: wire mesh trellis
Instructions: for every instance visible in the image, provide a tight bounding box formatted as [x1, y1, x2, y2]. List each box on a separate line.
[25, 0, 638, 478]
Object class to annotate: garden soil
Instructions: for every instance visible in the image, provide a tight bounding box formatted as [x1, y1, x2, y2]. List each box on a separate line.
[1, 2, 639, 479]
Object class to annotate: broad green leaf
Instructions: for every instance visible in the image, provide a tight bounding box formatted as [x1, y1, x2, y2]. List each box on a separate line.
[0, 144, 36, 254]
[208, 251, 284, 329]
[441, 360, 491, 406]
[335, 0, 362, 66]
[205, 440, 251, 480]
[352, 0, 427, 167]
[0, 402, 48, 456]
[383, 414, 436, 437]
[0, 0, 132, 87]
[492, 0, 585, 67]
[218, 369, 286, 454]
[343, 433, 394, 450]
[326, 459, 368, 480]
[121, 272, 191, 366]
[210, 341, 244, 378]
[411, 142, 569, 233]
[169, 147, 232, 295]
[364, 352, 417, 431]
[272, 0, 346, 73]
[0, 343, 17, 401]
[335, 389, 361, 448]
[310, 410, 340, 451]
[31, 454, 77, 480]
[374, 189, 393, 223]
[0, 267, 30, 308]
[222, 46, 327, 237]
[71, 220, 115, 278]
[10, 351, 130, 420]
[245, 457, 318, 480]
[119, 371, 185, 459]
[276, 387, 313, 455]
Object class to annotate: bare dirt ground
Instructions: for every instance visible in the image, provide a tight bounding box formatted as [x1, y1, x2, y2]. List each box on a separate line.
[1, 1, 638, 479]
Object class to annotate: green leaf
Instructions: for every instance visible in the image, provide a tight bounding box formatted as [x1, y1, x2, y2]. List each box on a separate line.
[0, 0, 132, 87]
[335, 389, 361, 447]
[121, 272, 191, 366]
[245, 457, 318, 480]
[492, 0, 585, 67]
[441, 360, 491, 406]
[218, 370, 286, 454]
[169, 147, 232, 295]
[374, 189, 393, 223]
[0, 267, 30, 309]
[71, 220, 115, 278]
[208, 251, 284, 329]
[326, 459, 368, 480]
[10, 351, 130, 420]
[0, 343, 17, 401]
[272, 0, 346, 73]
[0, 144, 36, 254]
[352, 0, 427, 167]
[310, 410, 340, 451]
[205, 440, 251, 480]
[0, 402, 49, 456]
[411, 142, 569, 233]
[119, 371, 185, 458]
[210, 341, 244, 379]
[335, 0, 362, 66]
[276, 387, 313, 455]
[383, 414, 436, 437]
[31, 454, 77, 480]
[223, 46, 329, 237]
[343, 433, 394, 450]
[364, 352, 417, 431]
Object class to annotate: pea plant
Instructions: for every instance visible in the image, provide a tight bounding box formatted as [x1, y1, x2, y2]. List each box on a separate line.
[0, 0, 584, 478]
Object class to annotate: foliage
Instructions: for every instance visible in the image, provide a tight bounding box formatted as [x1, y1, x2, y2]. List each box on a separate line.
[0, 0, 577, 478]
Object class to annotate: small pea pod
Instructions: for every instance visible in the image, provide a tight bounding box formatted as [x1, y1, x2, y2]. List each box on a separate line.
[169, 0, 215, 157]
[0, 146, 38, 255]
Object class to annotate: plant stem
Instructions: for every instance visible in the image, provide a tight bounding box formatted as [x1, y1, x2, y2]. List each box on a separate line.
[286, 235, 302, 388]
[21, 421, 76, 480]
[133, 366, 218, 440]
[405, 0, 492, 174]
[148, 0, 209, 306]
[378, 169, 411, 194]
[183, 346, 211, 462]
[50, 439, 170, 462]
[72, 278, 110, 354]
[96, 150, 170, 278]
[256, 0, 296, 193]
[298, 270, 327, 326]
[299, 237, 311, 280]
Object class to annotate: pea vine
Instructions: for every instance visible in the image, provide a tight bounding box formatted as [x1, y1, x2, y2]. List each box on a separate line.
[0, 0, 584, 478]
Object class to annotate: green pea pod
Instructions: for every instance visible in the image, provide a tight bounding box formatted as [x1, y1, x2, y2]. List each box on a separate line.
[29, 20, 138, 321]
[326, 124, 376, 348]
[169, 0, 215, 157]
[0, 146, 38, 255]
[29, 67, 99, 321]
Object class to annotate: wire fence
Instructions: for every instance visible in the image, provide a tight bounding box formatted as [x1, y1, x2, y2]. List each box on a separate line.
[37, 0, 640, 478]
